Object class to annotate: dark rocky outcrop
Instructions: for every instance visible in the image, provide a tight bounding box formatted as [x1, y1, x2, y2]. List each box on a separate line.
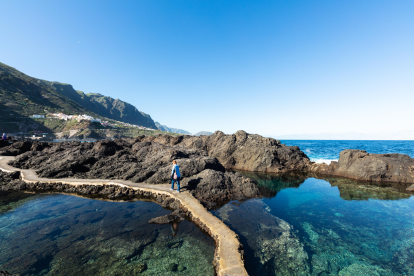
[3, 132, 414, 192]
[0, 140, 10, 149]
[0, 141, 33, 156]
[139, 130, 312, 173]
[309, 149, 414, 184]
[0, 137, 261, 203]
[182, 170, 260, 203]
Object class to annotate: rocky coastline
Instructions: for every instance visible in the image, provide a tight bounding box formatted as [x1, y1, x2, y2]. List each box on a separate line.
[309, 149, 414, 187]
[1, 131, 414, 276]
[1, 131, 414, 195]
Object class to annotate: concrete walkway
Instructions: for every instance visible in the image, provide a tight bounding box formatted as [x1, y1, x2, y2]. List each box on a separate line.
[0, 156, 248, 276]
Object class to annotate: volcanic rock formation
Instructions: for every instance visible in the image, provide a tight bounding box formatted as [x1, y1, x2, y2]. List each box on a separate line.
[309, 149, 414, 184]
[136, 130, 312, 173]
[0, 136, 261, 203]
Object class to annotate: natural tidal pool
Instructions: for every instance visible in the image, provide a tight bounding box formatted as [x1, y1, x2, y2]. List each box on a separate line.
[213, 172, 414, 276]
[0, 191, 215, 276]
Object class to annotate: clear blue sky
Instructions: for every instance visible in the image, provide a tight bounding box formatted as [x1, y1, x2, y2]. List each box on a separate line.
[1, 0, 413, 139]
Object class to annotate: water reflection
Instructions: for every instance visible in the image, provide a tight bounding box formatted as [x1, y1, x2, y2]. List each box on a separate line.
[241, 170, 413, 201]
[213, 172, 414, 276]
[0, 191, 215, 276]
[171, 220, 180, 237]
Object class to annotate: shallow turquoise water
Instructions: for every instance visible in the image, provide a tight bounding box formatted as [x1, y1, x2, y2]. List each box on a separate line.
[213, 173, 414, 275]
[0, 191, 215, 276]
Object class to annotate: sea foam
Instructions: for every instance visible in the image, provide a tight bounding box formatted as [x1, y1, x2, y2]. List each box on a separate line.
[311, 158, 338, 165]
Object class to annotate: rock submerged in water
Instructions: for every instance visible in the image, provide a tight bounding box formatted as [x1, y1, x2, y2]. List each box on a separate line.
[0, 271, 21, 276]
[338, 263, 390, 276]
[167, 263, 178, 272]
[177, 264, 185, 272]
[135, 263, 147, 273]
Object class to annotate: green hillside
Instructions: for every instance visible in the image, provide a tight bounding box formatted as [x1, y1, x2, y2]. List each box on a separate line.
[0, 62, 97, 117]
[50, 82, 157, 129]
[0, 62, 103, 133]
[0, 62, 184, 138]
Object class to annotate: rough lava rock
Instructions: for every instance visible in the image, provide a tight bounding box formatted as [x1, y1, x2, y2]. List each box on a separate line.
[182, 169, 260, 203]
[1, 137, 260, 203]
[309, 149, 414, 184]
[0, 140, 33, 156]
[0, 140, 10, 149]
[139, 130, 312, 173]
[3, 133, 414, 189]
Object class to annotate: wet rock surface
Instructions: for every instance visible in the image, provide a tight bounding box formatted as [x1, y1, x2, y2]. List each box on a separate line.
[309, 149, 414, 184]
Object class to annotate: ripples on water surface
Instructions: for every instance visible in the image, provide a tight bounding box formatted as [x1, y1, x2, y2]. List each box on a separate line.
[213, 172, 414, 276]
[0, 192, 215, 276]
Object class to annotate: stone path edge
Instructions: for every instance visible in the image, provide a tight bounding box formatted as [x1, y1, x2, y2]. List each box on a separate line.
[0, 156, 248, 276]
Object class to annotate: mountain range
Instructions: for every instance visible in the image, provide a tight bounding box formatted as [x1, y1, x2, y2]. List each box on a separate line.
[194, 131, 213, 136]
[50, 82, 157, 129]
[154, 122, 191, 135]
[0, 62, 189, 135]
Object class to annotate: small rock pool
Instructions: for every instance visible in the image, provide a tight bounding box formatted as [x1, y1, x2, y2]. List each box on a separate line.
[212, 172, 414, 276]
[0, 191, 215, 276]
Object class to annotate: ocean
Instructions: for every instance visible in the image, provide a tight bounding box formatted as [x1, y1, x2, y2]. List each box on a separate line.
[281, 140, 414, 164]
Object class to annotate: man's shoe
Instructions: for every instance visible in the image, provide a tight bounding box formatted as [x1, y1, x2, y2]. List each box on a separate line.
[170, 188, 174, 191]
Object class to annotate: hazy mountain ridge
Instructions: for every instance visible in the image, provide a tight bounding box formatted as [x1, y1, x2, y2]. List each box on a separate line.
[154, 122, 191, 135]
[194, 131, 213, 136]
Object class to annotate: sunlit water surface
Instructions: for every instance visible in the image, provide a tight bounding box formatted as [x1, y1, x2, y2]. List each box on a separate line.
[281, 140, 414, 164]
[0, 192, 215, 276]
[212, 172, 414, 276]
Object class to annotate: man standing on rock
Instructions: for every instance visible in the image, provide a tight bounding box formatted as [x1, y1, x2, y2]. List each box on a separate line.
[170, 160, 181, 193]
[2, 133, 6, 141]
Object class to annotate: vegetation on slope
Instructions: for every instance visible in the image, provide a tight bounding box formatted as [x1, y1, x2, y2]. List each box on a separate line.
[0, 62, 184, 138]
[49, 82, 157, 129]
